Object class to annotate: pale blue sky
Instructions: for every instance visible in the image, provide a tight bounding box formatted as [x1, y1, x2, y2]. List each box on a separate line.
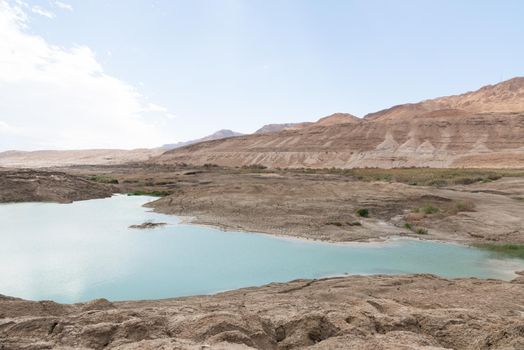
[1, 0, 523, 149]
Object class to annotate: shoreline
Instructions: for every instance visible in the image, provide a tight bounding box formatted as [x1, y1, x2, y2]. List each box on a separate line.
[2, 273, 524, 349]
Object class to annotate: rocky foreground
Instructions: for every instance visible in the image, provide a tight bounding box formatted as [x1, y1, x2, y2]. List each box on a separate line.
[1, 274, 524, 349]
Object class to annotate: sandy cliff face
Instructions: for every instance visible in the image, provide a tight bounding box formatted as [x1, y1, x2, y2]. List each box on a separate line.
[155, 78, 524, 169]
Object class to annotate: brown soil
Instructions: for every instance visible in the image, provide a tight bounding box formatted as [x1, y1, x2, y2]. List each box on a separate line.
[1, 165, 524, 349]
[46, 164, 524, 244]
[0, 168, 114, 203]
[1, 274, 523, 349]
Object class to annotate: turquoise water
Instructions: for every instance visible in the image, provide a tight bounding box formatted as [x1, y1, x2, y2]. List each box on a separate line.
[0, 195, 522, 303]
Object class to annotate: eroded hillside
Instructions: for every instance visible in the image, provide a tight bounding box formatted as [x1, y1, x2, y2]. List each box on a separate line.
[155, 78, 524, 169]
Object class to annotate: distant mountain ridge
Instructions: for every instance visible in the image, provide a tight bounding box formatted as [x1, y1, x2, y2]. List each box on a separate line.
[3, 78, 523, 169]
[255, 123, 312, 134]
[155, 77, 524, 169]
[161, 129, 244, 150]
[364, 77, 524, 121]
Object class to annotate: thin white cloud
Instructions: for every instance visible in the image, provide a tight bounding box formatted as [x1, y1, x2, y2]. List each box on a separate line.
[54, 1, 73, 12]
[31, 5, 54, 19]
[0, 0, 173, 150]
[0, 121, 20, 134]
[146, 103, 168, 113]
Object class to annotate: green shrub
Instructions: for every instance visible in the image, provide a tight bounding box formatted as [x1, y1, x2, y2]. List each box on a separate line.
[421, 205, 439, 215]
[404, 223, 412, 230]
[415, 228, 428, 235]
[356, 208, 369, 218]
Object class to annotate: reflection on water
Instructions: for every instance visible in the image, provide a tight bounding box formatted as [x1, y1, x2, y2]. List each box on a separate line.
[0, 195, 522, 303]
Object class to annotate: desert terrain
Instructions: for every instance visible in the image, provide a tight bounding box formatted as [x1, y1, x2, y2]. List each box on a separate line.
[2, 165, 524, 349]
[1, 78, 524, 349]
[43, 164, 522, 245]
[156, 78, 524, 169]
[2, 273, 524, 350]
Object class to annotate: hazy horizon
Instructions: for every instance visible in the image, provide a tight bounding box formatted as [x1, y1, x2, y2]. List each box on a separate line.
[1, 0, 523, 151]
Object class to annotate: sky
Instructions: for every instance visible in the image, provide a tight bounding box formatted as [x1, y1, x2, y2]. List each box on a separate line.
[0, 0, 523, 151]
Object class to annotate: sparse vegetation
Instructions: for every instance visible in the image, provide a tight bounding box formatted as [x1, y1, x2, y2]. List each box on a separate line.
[294, 168, 524, 187]
[474, 243, 524, 259]
[411, 204, 439, 215]
[403, 222, 427, 235]
[242, 164, 267, 170]
[89, 175, 119, 184]
[450, 200, 476, 214]
[415, 228, 428, 235]
[411, 200, 475, 218]
[356, 208, 369, 217]
[326, 221, 362, 227]
[421, 204, 439, 214]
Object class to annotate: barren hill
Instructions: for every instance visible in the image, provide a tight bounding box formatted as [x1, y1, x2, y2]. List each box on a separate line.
[255, 122, 312, 134]
[155, 78, 524, 169]
[365, 77, 524, 121]
[315, 113, 360, 126]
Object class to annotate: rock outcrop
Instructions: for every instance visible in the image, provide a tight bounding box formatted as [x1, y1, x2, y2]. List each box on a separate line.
[1, 274, 523, 349]
[0, 169, 114, 203]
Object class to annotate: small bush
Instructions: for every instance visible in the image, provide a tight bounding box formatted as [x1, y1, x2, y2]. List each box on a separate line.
[421, 204, 439, 215]
[356, 208, 369, 218]
[454, 201, 475, 212]
[415, 228, 428, 235]
[404, 223, 413, 230]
